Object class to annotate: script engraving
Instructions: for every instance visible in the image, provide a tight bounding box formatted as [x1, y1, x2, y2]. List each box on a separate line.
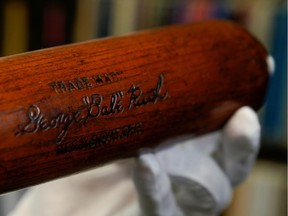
[16, 74, 168, 144]
[128, 74, 168, 109]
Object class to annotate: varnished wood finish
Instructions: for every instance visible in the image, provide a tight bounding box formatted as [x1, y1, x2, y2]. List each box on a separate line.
[0, 21, 268, 193]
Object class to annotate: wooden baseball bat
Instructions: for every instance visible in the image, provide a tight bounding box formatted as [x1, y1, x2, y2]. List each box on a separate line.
[0, 20, 269, 194]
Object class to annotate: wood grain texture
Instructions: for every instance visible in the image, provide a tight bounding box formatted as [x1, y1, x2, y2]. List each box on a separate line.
[0, 20, 268, 194]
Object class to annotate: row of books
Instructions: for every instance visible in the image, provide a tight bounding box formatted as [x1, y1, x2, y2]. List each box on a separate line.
[0, 0, 76, 56]
[0, 0, 233, 56]
[0, 0, 284, 53]
[0, 0, 286, 146]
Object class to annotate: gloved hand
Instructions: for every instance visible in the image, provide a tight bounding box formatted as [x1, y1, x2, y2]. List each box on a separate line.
[8, 107, 260, 216]
[132, 106, 261, 216]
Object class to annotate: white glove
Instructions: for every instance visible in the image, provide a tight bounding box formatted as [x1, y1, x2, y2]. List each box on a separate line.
[132, 106, 261, 216]
[8, 107, 260, 216]
[8, 160, 140, 216]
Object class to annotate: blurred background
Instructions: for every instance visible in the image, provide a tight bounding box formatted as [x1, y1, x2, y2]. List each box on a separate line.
[0, 0, 286, 215]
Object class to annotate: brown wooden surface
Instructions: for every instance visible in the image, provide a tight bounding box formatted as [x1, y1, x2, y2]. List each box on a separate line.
[0, 20, 268, 194]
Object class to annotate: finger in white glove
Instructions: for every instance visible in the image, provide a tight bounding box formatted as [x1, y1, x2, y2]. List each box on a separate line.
[132, 152, 184, 216]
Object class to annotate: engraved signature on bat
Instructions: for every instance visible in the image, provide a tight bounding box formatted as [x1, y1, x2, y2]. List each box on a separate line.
[16, 74, 168, 144]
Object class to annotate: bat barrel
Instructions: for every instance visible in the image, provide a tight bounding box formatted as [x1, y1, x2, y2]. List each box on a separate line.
[0, 20, 269, 194]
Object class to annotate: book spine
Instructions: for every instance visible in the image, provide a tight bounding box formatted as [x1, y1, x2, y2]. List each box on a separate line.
[170, 0, 186, 24]
[159, 0, 177, 26]
[73, 0, 100, 42]
[180, 0, 229, 23]
[2, 0, 28, 56]
[245, 0, 279, 48]
[110, 0, 139, 36]
[261, 6, 287, 145]
[28, 0, 44, 51]
[0, 0, 4, 56]
[64, 0, 76, 44]
[98, 0, 112, 37]
[153, 0, 166, 26]
[42, 0, 66, 48]
[28, 0, 76, 50]
[136, 0, 157, 30]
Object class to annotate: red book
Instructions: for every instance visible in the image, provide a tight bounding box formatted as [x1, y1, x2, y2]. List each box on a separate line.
[42, 1, 66, 48]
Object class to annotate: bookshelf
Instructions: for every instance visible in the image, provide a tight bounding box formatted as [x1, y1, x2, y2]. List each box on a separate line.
[0, 0, 286, 215]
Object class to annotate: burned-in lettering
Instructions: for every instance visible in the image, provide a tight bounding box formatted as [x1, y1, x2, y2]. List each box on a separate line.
[49, 71, 124, 94]
[17, 74, 168, 146]
[56, 122, 143, 154]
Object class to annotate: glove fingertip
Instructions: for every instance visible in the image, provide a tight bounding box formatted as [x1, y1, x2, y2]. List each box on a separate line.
[223, 106, 260, 151]
[134, 152, 162, 178]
